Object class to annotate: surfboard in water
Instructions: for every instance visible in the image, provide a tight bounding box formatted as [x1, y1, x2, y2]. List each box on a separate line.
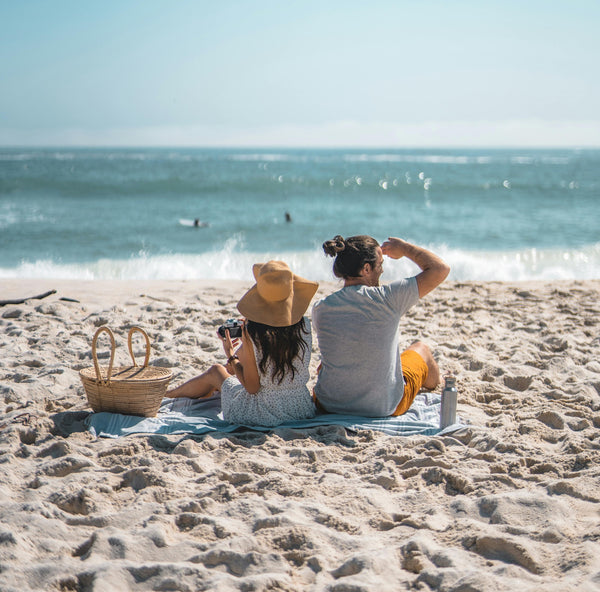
[179, 219, 209, 228]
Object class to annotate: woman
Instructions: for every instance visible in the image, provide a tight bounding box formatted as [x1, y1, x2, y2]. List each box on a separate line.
[167, 260, 319, 426]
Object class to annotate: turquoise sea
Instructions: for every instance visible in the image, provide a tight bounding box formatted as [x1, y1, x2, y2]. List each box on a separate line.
[1, 148, 599, 282]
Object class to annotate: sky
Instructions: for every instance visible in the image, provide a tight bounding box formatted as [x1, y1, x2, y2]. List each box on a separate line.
[1, 0, 599, 148]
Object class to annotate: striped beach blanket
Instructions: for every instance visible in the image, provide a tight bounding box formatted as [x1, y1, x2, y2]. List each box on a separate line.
[85, 392, 462, 438]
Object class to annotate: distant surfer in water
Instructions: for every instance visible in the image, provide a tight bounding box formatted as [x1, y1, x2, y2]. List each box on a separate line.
[285, 212, 292, 223]
[194, 219, 209, 228]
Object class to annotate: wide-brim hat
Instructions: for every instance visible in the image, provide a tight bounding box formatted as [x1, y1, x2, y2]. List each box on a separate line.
[237, 261, 319, 327]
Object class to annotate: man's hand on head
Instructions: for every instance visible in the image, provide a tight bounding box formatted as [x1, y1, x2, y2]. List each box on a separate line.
[381, 237, 408, 260]
[382, 238, 450, 297]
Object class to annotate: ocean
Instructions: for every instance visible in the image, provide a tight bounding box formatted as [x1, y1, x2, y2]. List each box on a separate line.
[1, 147, 599, 283]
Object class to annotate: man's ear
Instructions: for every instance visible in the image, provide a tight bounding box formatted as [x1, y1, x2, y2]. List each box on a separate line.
[360, 262, 371, 276]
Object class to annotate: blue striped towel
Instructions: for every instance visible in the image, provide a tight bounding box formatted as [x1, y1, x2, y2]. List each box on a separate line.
[85, 392, 462, 438]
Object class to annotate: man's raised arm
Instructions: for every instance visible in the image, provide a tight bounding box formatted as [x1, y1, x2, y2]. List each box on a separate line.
[381, 237, 450, 297]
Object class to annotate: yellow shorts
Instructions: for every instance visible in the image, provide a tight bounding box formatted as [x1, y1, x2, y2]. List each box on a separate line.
[393, 349, 429, 416]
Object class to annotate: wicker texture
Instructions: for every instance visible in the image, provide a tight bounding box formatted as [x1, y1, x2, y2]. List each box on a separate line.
[80, 326, 172, 417]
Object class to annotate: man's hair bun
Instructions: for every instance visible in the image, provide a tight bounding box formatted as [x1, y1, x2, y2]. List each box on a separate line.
[322, 235, 346, 257]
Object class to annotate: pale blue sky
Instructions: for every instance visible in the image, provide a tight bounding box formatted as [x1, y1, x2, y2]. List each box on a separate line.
[1, 0, 598, 147]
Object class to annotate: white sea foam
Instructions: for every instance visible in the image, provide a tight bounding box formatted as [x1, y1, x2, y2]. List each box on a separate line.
[2, 244, 599, 282]
[343, 154, 488, 165]
[509, 154, 571, 165]
[0, 152, 36, 161]
[228, 153, 297, 162]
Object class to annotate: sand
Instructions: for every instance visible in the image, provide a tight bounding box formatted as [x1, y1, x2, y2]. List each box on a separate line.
[1, 278, 599, 591]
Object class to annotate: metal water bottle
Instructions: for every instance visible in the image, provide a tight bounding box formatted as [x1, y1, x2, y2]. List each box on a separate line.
[440, 375, 458, 429]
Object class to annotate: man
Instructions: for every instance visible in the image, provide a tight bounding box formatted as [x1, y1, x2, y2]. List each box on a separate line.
[312, 234, 450, 417]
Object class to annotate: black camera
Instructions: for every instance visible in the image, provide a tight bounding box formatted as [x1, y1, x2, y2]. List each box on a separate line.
[218, 319, 243, 339]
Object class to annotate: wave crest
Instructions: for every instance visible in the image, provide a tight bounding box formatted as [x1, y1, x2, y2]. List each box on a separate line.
[1, 244, 599, 282]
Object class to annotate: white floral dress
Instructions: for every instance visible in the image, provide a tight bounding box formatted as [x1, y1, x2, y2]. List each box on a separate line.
[220, 319, 316, 426]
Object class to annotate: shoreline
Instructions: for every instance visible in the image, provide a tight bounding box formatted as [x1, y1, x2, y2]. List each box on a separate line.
[4, 276, 599, 302]
[1, 279, 600, 590]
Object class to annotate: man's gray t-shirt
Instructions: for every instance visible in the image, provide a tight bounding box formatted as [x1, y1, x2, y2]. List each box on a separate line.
[312, 277, 419, 416]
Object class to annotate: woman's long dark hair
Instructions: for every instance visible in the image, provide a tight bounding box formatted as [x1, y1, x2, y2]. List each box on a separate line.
[246, 318, 309, 384]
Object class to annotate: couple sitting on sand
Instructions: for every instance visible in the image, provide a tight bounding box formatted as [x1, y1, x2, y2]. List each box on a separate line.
[168, 235, 450, 426]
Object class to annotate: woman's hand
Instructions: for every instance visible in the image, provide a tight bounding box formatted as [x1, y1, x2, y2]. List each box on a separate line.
[219, 328, 240, 360]
[218, 319, 260, 393]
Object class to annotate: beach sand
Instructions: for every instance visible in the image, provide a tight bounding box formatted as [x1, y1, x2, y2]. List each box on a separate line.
[1, 278, 599, 591]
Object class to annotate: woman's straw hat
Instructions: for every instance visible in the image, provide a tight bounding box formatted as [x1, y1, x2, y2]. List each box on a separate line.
[237, 261, 319, 327]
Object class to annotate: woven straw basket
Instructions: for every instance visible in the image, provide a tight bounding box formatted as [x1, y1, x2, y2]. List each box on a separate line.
[80, 326, 172, 417]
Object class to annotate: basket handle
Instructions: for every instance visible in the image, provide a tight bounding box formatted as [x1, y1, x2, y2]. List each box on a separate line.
[127, 326, 151, 368]
[92, 326, 115, 385]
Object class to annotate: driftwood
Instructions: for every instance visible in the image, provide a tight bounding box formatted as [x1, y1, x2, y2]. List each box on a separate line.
[0, 290, 57, 307]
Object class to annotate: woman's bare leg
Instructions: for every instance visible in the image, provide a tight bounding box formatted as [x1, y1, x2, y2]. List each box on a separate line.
[167, 364, 230, 398]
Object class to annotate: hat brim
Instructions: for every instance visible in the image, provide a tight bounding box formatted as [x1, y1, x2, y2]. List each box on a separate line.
[237, 273, 318, 327]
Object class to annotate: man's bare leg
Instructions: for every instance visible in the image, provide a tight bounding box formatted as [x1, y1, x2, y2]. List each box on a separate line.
[407, 341, 440, 390]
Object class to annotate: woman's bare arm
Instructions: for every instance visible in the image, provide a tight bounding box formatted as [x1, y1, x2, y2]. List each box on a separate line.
[223, 323, 261, 394]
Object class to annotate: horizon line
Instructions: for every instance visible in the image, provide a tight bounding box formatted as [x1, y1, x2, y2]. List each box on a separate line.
[2, 144, 599, 150]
